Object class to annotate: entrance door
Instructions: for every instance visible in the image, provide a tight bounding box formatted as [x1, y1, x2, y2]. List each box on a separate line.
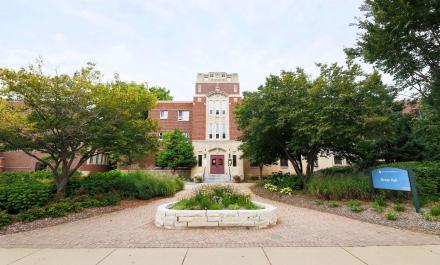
[210, 155, 225, 174]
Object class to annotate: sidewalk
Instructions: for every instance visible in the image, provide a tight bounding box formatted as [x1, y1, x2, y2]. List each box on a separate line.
[1, 245, 439, 265]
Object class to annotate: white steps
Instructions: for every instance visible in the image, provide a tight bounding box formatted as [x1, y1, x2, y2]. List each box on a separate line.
[204, 174, 231, 183]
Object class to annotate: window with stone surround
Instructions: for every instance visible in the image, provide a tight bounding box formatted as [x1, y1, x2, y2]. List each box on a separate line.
[221, 100, 226, 115]
[88, 154, 109, 165]
[209, 101, 214, 115]
[280, 158, 288, 167]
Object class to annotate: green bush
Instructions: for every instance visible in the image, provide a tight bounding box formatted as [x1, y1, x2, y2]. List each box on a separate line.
[384, 211, 399, 221]
[173, 185, 260, 210]
[307, 174, 371, 200]
[430, 204, 440, 217]
[371, 201, 384, 213]
[263, 172, 303, 190]
[393, 203, 406, 212]
[16, 207, 47, 222]
[0, 180, 55, 214]
[317, 166, 354, 176]
[0, 210, 12, 227]
[348, 200, 365, 212]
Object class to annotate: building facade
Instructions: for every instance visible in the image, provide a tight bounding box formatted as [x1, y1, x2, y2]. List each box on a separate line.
[119, 72, 347, 181]
[0, 72, 347, 180]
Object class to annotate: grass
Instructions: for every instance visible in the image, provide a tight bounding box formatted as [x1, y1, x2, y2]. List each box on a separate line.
[328, 201, 340, 208]
[307, 174, 371, 200]
[384, 211, 399, 221]
[173, 185, 261, 210]
[348, 200, 365, 212]
[371, 201, 384, 213]
[393, 203, 406, 212]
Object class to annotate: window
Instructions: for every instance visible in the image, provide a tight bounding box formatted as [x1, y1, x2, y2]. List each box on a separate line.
[334, 156, 343, 165]
[215, 123, 219, 139]
[209, 101, 214, 115]
[183, 132, 189, 138]
[215, 101, 220, 115]
[198, 155, 202, 167]
[88, 154, 108, 165]
[159, 132, 163, 141]
[221, 100, 226, 115]
[232, 155, 237, 167]
[280, 158, 288, 167]
[222, 123, 226, 139]
[178, 110, 189, 121]
[209, 123, 213, 139]
[35, 162, 47, 171]
[159, 110, 168, 119]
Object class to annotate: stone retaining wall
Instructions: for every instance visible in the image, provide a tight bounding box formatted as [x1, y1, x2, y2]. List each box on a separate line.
[155, 201, 277, 229]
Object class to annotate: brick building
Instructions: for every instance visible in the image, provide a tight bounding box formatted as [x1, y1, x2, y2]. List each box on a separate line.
[0, 72, 346, 181]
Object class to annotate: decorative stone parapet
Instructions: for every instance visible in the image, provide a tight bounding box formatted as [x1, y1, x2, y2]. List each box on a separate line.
[155, 201, 277, 229]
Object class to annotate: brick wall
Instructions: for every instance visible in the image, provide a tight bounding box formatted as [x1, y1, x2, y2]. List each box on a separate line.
[1, 150, 39, 172]
[192, 96, 206, 140]
[229, 96, 242, 140]
[150, 102, 193, 138]
[195, 83, 240, 95]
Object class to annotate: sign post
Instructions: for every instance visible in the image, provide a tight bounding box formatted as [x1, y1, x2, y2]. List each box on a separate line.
[371, 167, 420, 213]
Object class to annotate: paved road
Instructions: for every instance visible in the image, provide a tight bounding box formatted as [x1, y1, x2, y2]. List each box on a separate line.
[0, 183, 439, 248]
[1, 246, 440, 265]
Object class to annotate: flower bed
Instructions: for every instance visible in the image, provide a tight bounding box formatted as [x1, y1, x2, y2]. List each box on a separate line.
[155, 201, 277, 229]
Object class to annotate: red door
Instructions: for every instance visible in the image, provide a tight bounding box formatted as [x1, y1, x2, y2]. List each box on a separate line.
[210, 155, 225, 174]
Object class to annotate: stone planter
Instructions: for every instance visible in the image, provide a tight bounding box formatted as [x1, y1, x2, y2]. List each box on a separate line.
[155, 201, 277, 229]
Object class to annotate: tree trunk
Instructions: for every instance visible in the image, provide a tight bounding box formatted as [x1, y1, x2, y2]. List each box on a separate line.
[259, 164, 263, 180]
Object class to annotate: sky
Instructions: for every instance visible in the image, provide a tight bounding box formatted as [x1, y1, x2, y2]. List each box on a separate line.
[0, 0, 365, 100]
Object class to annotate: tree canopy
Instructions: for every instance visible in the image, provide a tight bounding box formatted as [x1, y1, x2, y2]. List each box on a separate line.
[235, 61, 394, 185]
[148, 86, 173, 101]
[0, 62, 159, 193]
[155, 129, 197, 171]
[348, 0, 440, 114]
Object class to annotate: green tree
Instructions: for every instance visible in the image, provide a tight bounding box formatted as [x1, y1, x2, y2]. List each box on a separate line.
[0, 62, 158, 193]
[148, 86, 173, 100]
[155, 129, 197, 172]
[236, 61, 393, 186]
[348, 0, 440, 114]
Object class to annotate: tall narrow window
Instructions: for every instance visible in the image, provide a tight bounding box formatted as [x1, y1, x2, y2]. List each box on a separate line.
[221, 100, 226, 115]
[232, 155, 237, 167]
[183, 132, 189, 138]
[209, 123, 213, 139]
[159, 132, 163, 141]
[159, 110, 168, 119]
[215, 101, 220, 115]
[215, 123, 219, 139]
[198, 155, 202, 167]
[209, 101, 214, 115]
[222, 123, 226, 139]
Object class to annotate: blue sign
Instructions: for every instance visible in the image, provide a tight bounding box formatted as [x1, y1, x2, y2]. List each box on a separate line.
[371, 167, 411, 191]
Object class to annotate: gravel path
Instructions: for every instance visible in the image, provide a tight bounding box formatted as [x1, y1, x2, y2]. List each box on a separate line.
[0, 183, 439, 248]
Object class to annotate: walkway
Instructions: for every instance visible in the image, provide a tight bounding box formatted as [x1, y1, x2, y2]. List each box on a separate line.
[0, 183, 439, 248]
[1, 246, 440, 265]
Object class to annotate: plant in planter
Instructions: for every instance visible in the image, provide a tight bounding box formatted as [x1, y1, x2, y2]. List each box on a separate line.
[192, 175, 202, 183]
[232, 175, 241, 183]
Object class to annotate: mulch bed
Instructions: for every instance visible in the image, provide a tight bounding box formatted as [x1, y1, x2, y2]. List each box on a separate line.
[251, 185, 440, 236]
[0, 199, 155, 235]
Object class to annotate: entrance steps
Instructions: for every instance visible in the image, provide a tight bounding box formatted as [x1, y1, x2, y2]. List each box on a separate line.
[204, 174, 231, 183]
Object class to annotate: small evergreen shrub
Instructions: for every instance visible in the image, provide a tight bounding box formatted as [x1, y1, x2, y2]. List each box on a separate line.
[348, 200, 365, 212]
[384, 211, 399, 221]
[0, 210, 12, 227]
[393, 203, 406, 212]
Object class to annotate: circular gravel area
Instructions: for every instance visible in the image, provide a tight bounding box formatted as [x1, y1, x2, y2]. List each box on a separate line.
[0, 183, 439, 248]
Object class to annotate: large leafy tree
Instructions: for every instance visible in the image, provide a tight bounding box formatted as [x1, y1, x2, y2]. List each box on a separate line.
[236, 61, 393, 186]
[0, 62, 158, 193]
[155, 129, 197, 172]
[237, 94, 279, 179]
[348, 0, 440, 114]
[148, 86, 173, 100]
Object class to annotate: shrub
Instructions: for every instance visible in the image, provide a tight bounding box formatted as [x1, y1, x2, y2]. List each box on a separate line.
[373, 196, 387, 207]
[173, 185, 260, 210]
[393, 203, 406, 212]
[263, 172, 303, 190]
[317, 166, 354, 176]
[279, 187, 293, 195]
[384, 211, 399, 221]
[371, 201, 384, 213]
[308, 174, 371, 200]
[348, 200, 365, 212]
[16, 207, 47, 222]
[429, 204, 440, 217]
[328, 201, 339, 208]
[264, 183, 278, 192]
[0, 180, 55, 213]
[232, 175, 241, 183]
[193, 175, 202, 183]
[0, 210, 12, 227]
